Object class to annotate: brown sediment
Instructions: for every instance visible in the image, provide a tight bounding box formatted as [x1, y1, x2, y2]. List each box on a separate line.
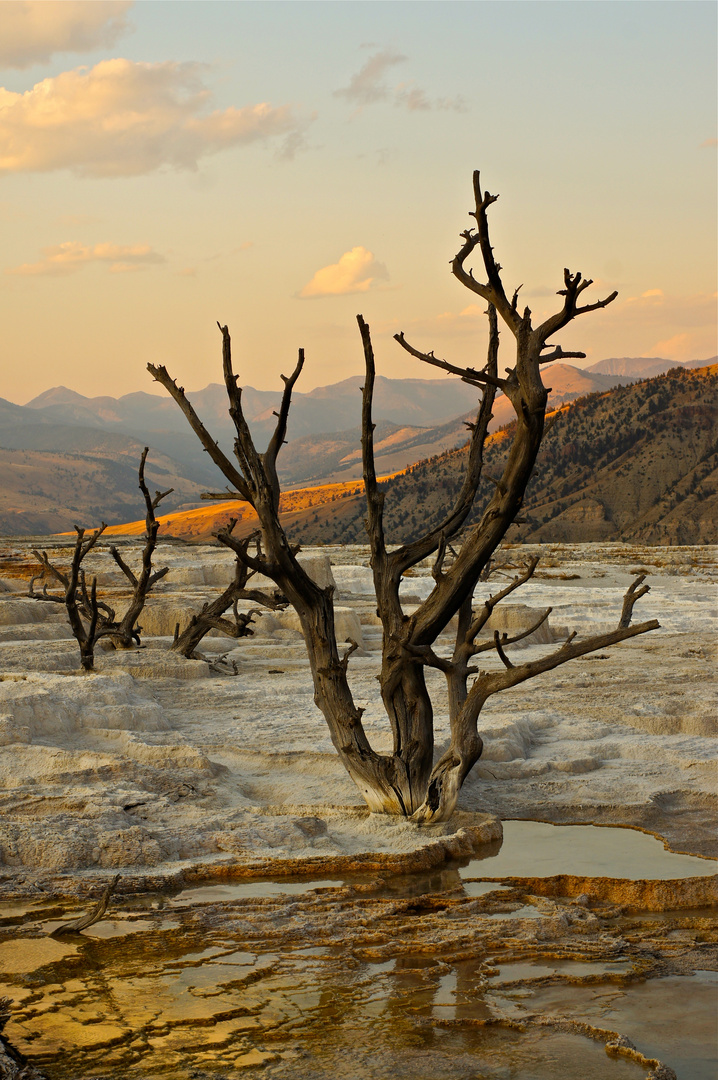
[479, 873, 718, 911]
[0, 812, 503, 900]
[0, 868, 714, 1078]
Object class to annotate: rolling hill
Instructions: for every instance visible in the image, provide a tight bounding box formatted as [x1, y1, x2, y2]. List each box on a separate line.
[276, 363, 638, 486]
[0, 436, 205, 536]
[2, 358, 714, 537]
[113, 364, 716, 547]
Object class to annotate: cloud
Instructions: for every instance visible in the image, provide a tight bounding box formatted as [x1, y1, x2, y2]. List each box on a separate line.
[298, 247, 389, 298]
[0, 1, 133, 69]
[6, 240, 165, 276]
[335, 49, 468, 115]
[0, 58, 306, 177]
[700, 137, 717, 148]
[624, 288, 664, 305]
[394, 85, 431, 112]
[334, 49, 406, 107]
[646, 333, 699, 360]
[436, 96, 468, 113]
[604, 290, 717, 360]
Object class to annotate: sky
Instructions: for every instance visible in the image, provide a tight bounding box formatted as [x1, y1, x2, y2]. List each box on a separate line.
[0, 0, 716, 404]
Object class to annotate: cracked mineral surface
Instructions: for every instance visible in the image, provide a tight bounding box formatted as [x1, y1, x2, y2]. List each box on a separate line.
[0, 541, 715, 1078]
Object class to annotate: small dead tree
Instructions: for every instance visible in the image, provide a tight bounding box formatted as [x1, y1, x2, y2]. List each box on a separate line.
[172, 528, 288, 659]
[31, 523, 110, 672]
[107, 447, 173, 647]
[29, 449, 171, 671]
[148, 170, 659, 821]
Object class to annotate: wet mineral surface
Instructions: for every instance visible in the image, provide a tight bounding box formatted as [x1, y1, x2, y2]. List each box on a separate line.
[1, 821, 716, 1080]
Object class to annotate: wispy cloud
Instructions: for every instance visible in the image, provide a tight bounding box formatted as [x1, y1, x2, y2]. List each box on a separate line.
[335, 48, 467, 114]
[609, 290, 717, 360]
[334, 49, 406, 107]
[0, 58, 308, 177]
[298, 246, 389, 298]
[0, 1, 133, 69]
[6, 241, 165, 276]
[624, 288, 665, 306]
[700, 137, 717, 148]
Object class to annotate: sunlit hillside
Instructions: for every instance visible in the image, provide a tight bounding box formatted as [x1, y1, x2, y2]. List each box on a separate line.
[99, 478, 377, 542]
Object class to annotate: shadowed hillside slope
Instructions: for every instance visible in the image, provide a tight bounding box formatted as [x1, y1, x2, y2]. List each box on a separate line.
[0, 434, 204, 535]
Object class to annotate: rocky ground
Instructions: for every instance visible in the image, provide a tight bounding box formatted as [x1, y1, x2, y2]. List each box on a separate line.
[0, 540, 715, 1079]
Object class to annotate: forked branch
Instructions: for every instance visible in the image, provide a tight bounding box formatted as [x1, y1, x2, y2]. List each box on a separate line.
[173, 529, 287, 659]
[413, 575, 660, 824]
[536, 267, 618, 343]
[471, 574, 660, 706]
[394, 333, 507, 391]
[387, 304, 501, 578]
[450, 171, 521, 332]
[148, 358, 252, 502]
[619, 574, 650, 628]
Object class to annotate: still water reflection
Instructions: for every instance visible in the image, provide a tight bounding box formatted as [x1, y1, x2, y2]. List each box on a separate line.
[0, 820, 714, 1079]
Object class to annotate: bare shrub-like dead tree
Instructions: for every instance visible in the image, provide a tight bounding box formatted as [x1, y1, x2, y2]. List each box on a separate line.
[172, 528, 288, 659]
[148, 170, 659, 820]
[106, 447, 173, 646]
[29, 449, 171, 671]
[30, 523, 110, 672]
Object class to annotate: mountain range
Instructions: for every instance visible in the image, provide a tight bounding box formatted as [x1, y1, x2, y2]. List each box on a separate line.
[109, 363, 716, 548]
[0, 354, 713, 535]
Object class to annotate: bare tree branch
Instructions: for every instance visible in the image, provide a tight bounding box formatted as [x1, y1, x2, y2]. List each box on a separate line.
[263, 350, 305, 506]
[539, 345, 587, 364]
[358, 314, 387, 567]
[493, 630, 514, 669]
[174, 529, 287, 658]
[388, 303, 501, 576]
[472, 606, 552, 655]
[536, 268, 618, 342]
[450, 171, 521, 333]
[619, 574, 651, 628]
[52, 875, 120, 935]
[394, 333, 507, 390]
[147, 360, 252, 503]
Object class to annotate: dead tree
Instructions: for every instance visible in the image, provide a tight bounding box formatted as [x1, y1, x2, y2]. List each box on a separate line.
[29, 449, 171, 670]
[172, 528, 288, 658]
[107, 447, 172, 646]
[30, 524, 110, 672]
[148, 170, 659, 821]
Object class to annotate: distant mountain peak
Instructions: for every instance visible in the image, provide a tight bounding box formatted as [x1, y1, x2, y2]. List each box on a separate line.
[584, 356, 706, 378]
[25, 385, 89, 408]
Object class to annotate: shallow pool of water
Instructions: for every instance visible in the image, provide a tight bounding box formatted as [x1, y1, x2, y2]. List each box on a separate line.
[462, 820, 717, 880]
[514, 970, 718, 1080]
[169, 878, 345, 905]
[0, 819, 714, 1078]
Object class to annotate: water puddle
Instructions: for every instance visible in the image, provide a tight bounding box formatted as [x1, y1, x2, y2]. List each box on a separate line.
[515, 970, 718, 1080]
[0, 936, 78, 974]
[0, 820, 714, 1078]
[488, 958, 633, 983]
[488, 903, 546, 919]
[169, 878, 344, 906]
[461, 820, 717, 880]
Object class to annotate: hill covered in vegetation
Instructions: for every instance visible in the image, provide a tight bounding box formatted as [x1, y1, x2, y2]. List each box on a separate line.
[284, 363, 717, 546]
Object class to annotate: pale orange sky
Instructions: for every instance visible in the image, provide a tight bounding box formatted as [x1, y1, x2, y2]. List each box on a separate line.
[0, 0, 716, 404]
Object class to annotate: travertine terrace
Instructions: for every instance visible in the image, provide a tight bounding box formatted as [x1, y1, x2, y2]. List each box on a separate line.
[0, 540, 715, 1079]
